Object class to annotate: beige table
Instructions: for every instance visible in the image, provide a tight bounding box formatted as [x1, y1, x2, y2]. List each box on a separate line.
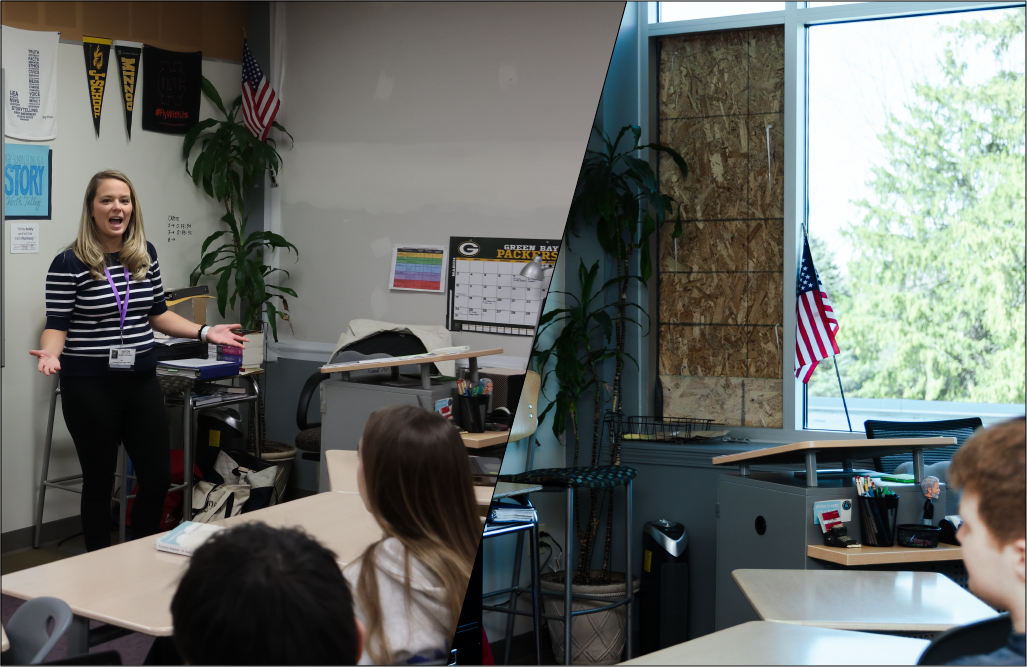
[1, 492, 381, 654]
[620, 621, 929, 665]
[1, 624, 8, 653]
[732, 569, 998, 633]
[807, 543, 963, 567]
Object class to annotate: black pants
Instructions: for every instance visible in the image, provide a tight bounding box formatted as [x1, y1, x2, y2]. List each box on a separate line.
[61, 370, 171, 551]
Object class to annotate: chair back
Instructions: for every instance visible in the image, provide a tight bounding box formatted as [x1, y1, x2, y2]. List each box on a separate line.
[865, 417, 982, 473]
[917, 613, 1012, 665]
[5, 597, 74, 665]
[509, 371, 541, 444]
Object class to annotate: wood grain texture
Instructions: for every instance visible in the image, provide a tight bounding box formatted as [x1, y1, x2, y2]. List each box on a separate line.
[712, 437, 958, 465]
[657, 32, 749, 120]
[807, 543, 964, 566]
[746, 326, 783, 379]
[748, 27, 785, 115]
[748, 114, 785, 218]
[321, 348, 503, 373]
[744, 378, 783, 428]
[660, 117, 748, 221]
[661, 374, 743, 425]
[732, 569, 998, 632]
[661, 273, 746, 325]
[659, 220, 747, 273]
[748, 219, 784, 272]
[660, 325, 747, 377]
[746, 272, 783, 325]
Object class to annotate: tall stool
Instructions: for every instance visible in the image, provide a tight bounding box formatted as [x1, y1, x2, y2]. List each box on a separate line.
[33, 374, 136, 548]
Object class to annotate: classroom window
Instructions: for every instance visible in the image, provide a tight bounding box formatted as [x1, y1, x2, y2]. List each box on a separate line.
[804, 7, 1026, 430]
[655, 2, 785, 23]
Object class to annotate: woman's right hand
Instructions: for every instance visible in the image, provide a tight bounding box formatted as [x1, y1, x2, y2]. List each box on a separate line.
[30, 349, 61, 376]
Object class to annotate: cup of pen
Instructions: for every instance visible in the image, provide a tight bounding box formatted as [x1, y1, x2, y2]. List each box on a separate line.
[855, 477, 899, 547]
[456, 395, 488, 433]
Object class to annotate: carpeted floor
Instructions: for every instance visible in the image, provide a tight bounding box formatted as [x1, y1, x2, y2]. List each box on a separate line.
[2, 532, 156, 664]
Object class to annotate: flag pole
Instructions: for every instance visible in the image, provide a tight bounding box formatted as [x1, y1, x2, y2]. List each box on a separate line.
[833, 355, 852, 432]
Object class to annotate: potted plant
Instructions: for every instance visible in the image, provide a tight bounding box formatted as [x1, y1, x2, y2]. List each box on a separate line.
[182, 77, 298, 342]
[534, 125, 687, 664]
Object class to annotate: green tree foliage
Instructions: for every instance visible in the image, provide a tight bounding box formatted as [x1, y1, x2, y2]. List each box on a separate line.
[835, 9, 1025, 403]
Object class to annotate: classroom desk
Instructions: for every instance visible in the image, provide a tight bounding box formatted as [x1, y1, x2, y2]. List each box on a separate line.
[1, 492, 380, 654]
[731, 569, 998, 633]
[619, 621, 929, 665]
[1, 624, 8, 653]
[807, 543, 963, 566]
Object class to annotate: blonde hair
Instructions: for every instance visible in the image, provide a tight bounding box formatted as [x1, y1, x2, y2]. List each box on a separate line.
[73, 170, 150, 281]
[353, 405, 481, 665]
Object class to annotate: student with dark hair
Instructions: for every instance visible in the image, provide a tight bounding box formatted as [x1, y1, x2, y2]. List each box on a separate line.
[944, 417, 1026, 666]
[170, 522, 363, 665]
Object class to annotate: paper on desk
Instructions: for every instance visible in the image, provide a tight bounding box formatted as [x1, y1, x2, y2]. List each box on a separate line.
[321, 351, 440, 371]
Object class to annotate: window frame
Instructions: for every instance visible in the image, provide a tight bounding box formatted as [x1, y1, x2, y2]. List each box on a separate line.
[641, 0, 1026, 443]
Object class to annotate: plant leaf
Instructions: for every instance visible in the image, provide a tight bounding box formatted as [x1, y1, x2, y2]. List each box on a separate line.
[201, 76, 227, 118]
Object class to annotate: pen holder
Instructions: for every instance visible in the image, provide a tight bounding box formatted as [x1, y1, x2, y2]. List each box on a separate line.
[857, 494, 899, 547]
[456, 395, 488, 433]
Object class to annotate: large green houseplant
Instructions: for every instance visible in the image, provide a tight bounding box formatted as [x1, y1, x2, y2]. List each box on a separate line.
[182, 77, 298, 341]
[533, 125, 687, 663]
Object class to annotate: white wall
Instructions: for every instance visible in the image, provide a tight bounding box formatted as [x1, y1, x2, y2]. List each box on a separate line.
[276, 2, 625, 363]
[1, 42, 241, 534]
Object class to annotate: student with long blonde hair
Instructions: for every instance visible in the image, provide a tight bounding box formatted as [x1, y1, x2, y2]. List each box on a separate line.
[347, 405, 481, 665]
[30, 170, 249, 551]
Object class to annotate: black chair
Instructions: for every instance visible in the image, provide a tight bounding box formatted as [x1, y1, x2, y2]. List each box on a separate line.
[865, 418, 982, 474]
[293, 330, 439, 457]
[917, 612, 1012, 665]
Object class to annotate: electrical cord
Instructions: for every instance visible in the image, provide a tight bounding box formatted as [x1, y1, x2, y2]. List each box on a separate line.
[539, 530, 564, 573]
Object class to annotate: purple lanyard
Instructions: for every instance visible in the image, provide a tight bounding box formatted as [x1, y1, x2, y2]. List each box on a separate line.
[103, 267, 131, 334]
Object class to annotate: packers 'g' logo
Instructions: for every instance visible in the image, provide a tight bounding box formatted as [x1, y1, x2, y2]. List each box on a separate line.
[458, 242, 480, 256]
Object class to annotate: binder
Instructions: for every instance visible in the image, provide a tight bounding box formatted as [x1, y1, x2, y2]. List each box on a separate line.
[157, 358, 241, 380]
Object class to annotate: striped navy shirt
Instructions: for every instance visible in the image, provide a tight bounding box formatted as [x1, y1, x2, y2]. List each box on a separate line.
[45, 242, 168, 375]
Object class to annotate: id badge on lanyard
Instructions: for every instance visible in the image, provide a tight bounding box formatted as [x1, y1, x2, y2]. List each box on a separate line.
[105, 267, 135, 370]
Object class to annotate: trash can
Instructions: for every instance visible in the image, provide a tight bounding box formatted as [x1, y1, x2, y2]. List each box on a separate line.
[639, 519, 689, 654]
[195, 408, 245, 480]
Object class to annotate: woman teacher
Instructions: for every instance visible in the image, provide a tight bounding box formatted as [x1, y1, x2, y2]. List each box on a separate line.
[30, 170, 249, 551]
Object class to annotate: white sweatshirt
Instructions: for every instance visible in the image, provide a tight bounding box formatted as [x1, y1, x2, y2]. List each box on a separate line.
[344, 537, 453, 665]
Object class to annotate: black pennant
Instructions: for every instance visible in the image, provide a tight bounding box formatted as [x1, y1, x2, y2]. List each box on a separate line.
[113, 42, 142, 139]
[82, 36, 112, 138]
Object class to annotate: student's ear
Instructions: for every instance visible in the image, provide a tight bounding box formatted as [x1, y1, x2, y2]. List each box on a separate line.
[1009, 537, 1026, 583]
[355, 618, 365, 663]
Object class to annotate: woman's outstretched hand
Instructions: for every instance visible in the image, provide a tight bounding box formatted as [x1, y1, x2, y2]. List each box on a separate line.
[30, 349, 61, 376]
[205, 324, 250, 348]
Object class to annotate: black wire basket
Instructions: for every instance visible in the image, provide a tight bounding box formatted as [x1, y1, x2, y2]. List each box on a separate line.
[604, 413, 724, 444]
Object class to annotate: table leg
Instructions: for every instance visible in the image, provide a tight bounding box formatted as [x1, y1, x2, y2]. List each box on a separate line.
[251, 375, 262, 460]
[182, 392, 193, 521]
[67, 615, 90, 657]
[529, 519, 542, 666]
[420, 363, 431, 391]
[805, 451, 818, 487]
[468, 357, 478, 384]
[625, 479, 634, 661]
[564, 489, 573, 666]
[912, 448, 925, 483]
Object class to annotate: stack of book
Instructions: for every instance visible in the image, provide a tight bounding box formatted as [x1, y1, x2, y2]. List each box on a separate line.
[192, 386, 248, 407]
[156, 521, 225, 556]
[220, 329, 264, 371]
[157, 357, 241, 380]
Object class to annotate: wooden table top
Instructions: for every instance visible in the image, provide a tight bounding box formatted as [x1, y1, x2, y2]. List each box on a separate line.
[493, 482, 542, 499]
[807, 543, 963, 566]
[0, 493, 381, 637]
[459, 431, 511, 449]
[732, 569, 997, 632]
[619, 621, 929, 665]
[320, 348, 503, 373]
[712, 438, 956, 466]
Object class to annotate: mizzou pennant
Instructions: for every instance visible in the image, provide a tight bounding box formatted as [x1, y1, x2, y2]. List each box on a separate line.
[142, 45, 201, 135]
[82, 36, 112, 137]
[113, 41, 142, 139]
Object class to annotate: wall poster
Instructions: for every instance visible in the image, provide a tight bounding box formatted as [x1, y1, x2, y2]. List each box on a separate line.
[446, 236, 560, 337]
[4, 143, 52, 220]
[390, 244, 446, 292]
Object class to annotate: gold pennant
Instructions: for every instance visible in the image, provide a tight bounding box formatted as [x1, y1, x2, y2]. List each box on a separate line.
[83, 36, 112, 137]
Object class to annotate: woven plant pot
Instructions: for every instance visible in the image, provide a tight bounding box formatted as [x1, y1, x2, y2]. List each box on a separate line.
[540, 570, 640, 665]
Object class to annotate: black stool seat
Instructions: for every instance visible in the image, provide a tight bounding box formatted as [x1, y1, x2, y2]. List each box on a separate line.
[500, 465, 636, 489]
[294, 427, 322, 453]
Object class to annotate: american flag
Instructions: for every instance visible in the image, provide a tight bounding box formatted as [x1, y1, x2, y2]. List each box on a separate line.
[794, 237, 840, 383]
[241, 40, 280, 142]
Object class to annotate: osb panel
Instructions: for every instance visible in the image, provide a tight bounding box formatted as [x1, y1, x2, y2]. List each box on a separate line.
[746, 326, 783, 379]
[748, 27, 785, 115]
[658, 32, 749, 120]
[748, 219, 784, 272]
[658, 220, 747, 273]
[748, 114, 784, 219]
[660, 325, 747, 377]
[746, 272, 783, 325]
[660, 273, 746, 325]
[2, 1, 245, 62]
[744, 378, 784, 428]
[660, 118, 748, 221]
[661, 375, 744, 426]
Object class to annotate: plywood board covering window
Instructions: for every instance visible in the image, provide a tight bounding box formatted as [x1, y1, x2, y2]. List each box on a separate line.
[657, 27, 785, 428]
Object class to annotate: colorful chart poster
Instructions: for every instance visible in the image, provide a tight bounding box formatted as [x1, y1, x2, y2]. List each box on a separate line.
[390, 244, 447, 292]
[4, 143, 52, 220]
[446, 236, 560, 337]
